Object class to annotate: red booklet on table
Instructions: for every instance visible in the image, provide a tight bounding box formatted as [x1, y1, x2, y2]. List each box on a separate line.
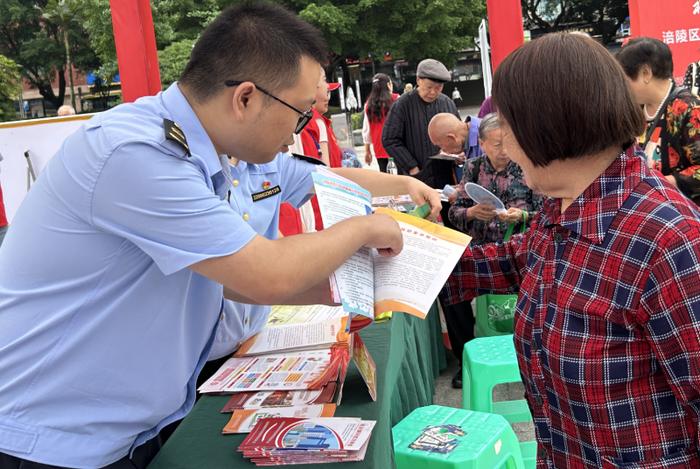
[238, 417, 375, 466]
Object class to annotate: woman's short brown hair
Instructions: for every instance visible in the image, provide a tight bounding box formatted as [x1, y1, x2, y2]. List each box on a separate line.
[492, 33, 644, 167]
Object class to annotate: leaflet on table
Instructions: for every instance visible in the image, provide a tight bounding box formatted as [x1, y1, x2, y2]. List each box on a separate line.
[311, 168, 375, 318]
[372, 207, 471, 319]
[198, 348, 347, 394]
[352, 333, 377, 401]
[235, 317, 349, 357]
[238, 417, 375, 465]
[220, 385, 338, 412]
[240, 417, 374, 454]
[266, 304, 346, 327]
[223, 404, 337, 434]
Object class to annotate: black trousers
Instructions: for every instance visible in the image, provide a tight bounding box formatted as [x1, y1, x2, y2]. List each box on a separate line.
[377, 158, 388, 173]
[438, 198, 473, 361]
[440, 200, 456, 230]
[0, 435, 161, 469]
[441, 299, 475, 363]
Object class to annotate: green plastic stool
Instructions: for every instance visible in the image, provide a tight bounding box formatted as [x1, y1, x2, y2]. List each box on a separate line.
[462, 335, 531, 424]
[520, 441, 538, 468]
[393, 405, 525, 469]
[463, 335, 536, 468]
[475, 294, 517, 337]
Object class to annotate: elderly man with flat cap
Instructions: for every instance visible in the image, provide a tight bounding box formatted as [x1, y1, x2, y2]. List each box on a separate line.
[382, 59, 471, 389]
[382, 58, 460, 192]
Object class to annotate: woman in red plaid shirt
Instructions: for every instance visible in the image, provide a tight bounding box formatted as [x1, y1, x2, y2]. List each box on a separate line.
[445, 33, 700, 468]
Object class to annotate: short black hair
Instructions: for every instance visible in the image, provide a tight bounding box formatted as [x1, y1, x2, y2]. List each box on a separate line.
[180, 1, 327, 102]
[616, 37, 674, 80]
[493, 33, 644, 167]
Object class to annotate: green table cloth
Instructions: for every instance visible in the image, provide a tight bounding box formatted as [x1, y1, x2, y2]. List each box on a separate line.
[149, 304, 447, 469]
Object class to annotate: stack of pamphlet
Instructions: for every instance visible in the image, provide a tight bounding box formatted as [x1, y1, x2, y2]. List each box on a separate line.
[197, 304, 373, 436]
[223, 404, 337, 434]
[220, 386, 339, 413]
[238, 417, 375, 465]
[198, 345, 350, 395]
[199, 305, 379, 439]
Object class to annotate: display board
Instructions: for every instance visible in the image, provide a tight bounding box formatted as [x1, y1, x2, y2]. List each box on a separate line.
[0, 115, 92, 222]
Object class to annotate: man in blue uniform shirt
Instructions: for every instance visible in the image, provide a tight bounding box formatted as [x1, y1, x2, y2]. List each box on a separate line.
[208, 150, 311, 362]
[0, 3, 441, 468]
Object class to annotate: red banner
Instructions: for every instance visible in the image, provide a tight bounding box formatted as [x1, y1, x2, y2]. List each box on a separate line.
[629, 0, 700, 81]
[486, 0, 525, 71]
[110, 0, 161, 102]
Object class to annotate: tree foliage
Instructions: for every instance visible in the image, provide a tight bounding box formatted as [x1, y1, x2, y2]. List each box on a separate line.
[521, 0, 629, 43]
[0, 0, 487, 110]
[0, 54, 21, 121]
[284, 0, 485, 67]
[158, 39, 195, 88]
[0, 0, 97, 108]
[73, 0, 118, 81]
[43, 0, 82, 110]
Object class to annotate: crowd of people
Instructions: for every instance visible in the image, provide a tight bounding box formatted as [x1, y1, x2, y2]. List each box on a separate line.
[1, 2, 700, 469]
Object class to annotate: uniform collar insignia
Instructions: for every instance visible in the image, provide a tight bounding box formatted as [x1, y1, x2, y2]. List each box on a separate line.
[163, 118, 191, 156]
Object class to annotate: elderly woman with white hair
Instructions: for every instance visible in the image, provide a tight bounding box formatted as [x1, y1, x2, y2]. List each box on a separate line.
[448, 112, 542, 245]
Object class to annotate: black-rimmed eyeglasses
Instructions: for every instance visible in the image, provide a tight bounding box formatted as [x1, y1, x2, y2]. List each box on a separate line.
[224, 80, 313, 134]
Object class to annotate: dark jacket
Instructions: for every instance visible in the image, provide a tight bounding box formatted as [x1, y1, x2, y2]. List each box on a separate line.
[381, 90, 459, 188]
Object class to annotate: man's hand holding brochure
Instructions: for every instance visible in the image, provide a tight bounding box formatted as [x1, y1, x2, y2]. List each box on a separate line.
[312, 167, 471, 320]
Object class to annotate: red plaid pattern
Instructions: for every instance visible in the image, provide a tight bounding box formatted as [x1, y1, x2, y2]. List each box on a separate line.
[444, 147, 700, 468]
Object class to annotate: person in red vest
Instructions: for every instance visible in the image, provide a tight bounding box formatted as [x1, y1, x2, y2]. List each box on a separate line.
[287, 70, 343, 232]
[304, 71, 343, 169]
[279, 69, 340, 234]
[362, 73, 399, 172]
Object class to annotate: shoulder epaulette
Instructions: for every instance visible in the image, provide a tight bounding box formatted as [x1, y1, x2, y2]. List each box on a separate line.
[163, 119, 190, 156]
[291, 153, 326, 166]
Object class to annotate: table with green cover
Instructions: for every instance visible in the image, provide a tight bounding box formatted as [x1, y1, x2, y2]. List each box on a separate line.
[148, 304, 447, 469]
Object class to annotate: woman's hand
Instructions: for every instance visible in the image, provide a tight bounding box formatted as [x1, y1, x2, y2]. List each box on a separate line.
[467, 204, 497, 222]
[364, 144, 373, 165]
[497, 207, 523, 224]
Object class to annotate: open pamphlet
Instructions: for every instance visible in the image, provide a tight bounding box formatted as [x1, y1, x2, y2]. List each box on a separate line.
[312, 168, 471, 319]
[223, 404, 337, 434]
[238, 417, 375, 466]
[198, 346, 349, 394]
[266, 304, 346, 326]
[234, 317, 349, 357]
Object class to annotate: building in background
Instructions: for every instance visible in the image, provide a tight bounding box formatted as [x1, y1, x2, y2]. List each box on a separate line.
[16, 67, 121, 119]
